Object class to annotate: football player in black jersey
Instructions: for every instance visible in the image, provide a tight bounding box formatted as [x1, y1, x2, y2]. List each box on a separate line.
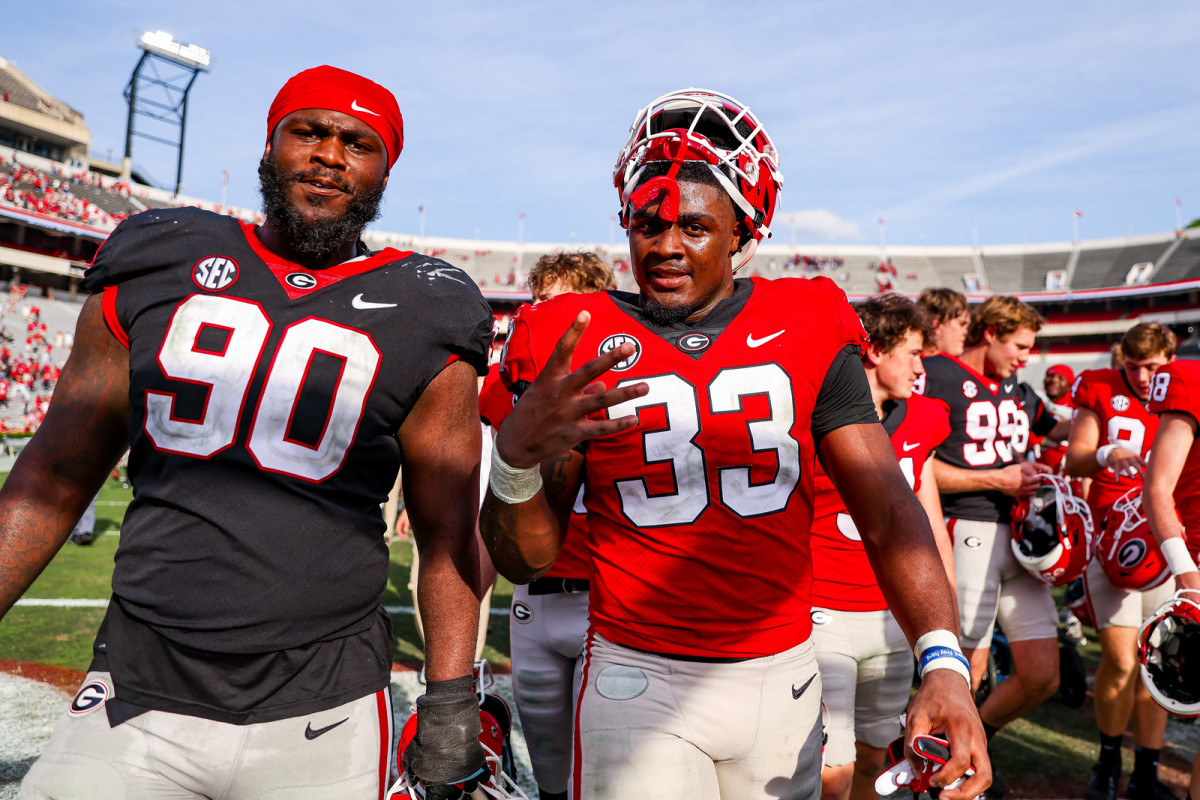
[922, 295, 1058, 798]
[0, 66, 491, 799]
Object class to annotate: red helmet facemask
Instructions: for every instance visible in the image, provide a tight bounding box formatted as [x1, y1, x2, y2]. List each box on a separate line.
[613, 88, 783, 270]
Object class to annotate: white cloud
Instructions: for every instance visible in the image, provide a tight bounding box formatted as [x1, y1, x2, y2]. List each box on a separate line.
[782, 210, 866, 242]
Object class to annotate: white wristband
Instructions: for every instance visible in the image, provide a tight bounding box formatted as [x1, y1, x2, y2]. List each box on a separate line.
[1161, 537, 1199, 577]
[914, 629, 960, 660]
[488, 447, 543, 504]
[1096, 444, 1117, 468]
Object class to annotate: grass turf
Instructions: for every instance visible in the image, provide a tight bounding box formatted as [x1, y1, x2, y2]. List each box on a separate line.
[0, 475, 515, 672]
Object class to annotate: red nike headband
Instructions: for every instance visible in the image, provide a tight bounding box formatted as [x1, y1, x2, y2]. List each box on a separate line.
[267, 65, 404, 169]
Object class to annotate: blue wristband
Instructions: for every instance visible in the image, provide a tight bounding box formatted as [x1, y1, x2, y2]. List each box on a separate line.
[918, 645, 970, 677]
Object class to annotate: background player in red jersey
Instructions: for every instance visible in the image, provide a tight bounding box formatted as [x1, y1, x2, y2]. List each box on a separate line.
[480, 89, 986, 800]
[809, 294, 955, 800]
[920, 295, 1057, 798]
[1144, 359, 1200, 800]
[1066, 323, 1178, 800]
[479, 252, 615, 800]
[917, 287, 970, 358]
[0, 67, 492, 799]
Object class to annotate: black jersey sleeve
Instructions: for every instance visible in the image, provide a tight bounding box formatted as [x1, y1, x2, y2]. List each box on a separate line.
[406, 259, 494, 378]
[80, 207, 223, 292]
[811, 345, 878, 443]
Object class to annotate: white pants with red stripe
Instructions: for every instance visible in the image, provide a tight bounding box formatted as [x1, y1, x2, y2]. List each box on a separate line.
[19, 671, 393, 800]
[573, 633, 822, 800]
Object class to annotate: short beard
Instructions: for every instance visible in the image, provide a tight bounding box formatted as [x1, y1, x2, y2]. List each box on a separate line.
[641, 297, 698, 326]
[257, 155, 385, 263]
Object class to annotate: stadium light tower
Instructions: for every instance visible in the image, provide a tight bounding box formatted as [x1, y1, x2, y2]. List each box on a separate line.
[123, 30, 211, 196]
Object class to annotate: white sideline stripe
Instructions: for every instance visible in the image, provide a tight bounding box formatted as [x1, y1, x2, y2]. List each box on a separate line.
[15, 598, 108, 607]
[384, 604, 509, 617]
[16, 599, 510, 615]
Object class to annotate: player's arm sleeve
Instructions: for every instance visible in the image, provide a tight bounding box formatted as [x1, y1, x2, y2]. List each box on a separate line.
[1030, 396, 1058, 438]
[1070, 372, 1099, 412]
[811, 345, 879, 444]
[1149, 365, 1200, 426]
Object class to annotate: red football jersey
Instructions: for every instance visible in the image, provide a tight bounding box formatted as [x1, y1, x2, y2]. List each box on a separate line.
[1148, 360, 1200, 537]
[479, 362, 591, 581]
[502, 277, 873, 658]
[1072, 368, 1158, 521]
[809, 393, 949, 611]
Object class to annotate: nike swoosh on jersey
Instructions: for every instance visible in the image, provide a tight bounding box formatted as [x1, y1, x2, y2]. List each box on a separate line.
[902, 442, 920, 452]
[350, 100, 381, 117]
[791, 674, 816, 700]
[352, 293, 397, 309]
[304, 717, 349, 740]
[746, 330, 785, 348]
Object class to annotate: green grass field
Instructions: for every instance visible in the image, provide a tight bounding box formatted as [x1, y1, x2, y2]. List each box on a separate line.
[1, 473, 1196, 797]
[0, 475, 515, 673]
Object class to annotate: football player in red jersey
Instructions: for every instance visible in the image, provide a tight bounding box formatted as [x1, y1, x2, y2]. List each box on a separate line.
[1, 67, 492, 799]
[810, 294, 955, 800]
[921, 295, 1058, 798]
[1144, 358, 1200, 800]
[1066, 323, 1178, 800]
[480, 89, 986, 800]
[480, 252, 615, 800]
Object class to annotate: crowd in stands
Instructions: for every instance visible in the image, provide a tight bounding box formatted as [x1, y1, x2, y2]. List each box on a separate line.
[0, 154, 129, 229]
[0, 289, 68, 433]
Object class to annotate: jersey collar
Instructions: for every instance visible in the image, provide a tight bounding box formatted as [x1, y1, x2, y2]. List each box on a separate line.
[239, 221, 413, 300]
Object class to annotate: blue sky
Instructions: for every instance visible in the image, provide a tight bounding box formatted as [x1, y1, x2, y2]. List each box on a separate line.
[6, 1, 1199, 247]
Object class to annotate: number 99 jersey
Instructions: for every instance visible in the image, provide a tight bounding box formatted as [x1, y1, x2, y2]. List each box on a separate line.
[501, 277, 877, 659]
[920, 354, 1054, 523]
[81, 208, 493, 653]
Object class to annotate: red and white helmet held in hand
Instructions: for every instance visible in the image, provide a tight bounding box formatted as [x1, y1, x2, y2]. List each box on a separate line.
[1139, 588, 1200, 717]
[1010, 473, 1095, 586]
[1096, 487, 1170, 592]
[613, 88, 783, 269]
[389, 661, 528, 800]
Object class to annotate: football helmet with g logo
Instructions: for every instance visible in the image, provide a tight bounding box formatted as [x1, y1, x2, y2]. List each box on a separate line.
[1010, 474, 1094, 586]
[1096, 487, 1170, 592]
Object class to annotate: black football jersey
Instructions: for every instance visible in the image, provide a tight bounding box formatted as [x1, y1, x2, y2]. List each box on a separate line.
[921, 354, 1046, 522]
[81, 208, 492, 654]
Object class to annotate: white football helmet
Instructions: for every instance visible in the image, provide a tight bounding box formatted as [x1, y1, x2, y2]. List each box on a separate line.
[1138, 588, 1200, 717]
[613, 88, 783, 269]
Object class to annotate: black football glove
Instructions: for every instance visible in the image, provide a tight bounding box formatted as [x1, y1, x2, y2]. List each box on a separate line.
[403, 675, 487, 798]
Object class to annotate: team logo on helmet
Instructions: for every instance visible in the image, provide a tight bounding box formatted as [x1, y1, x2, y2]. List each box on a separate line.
[1118, 538, 1148, 568]
[599, 334, 642, 371]
[1112, 395, 1131, 412]
[69, 680, 109, 716]
[677, 333, 711, 353]
[285, 272, 318, 290]
[192, 256, 239, 291]
[962, 381, 979, 399]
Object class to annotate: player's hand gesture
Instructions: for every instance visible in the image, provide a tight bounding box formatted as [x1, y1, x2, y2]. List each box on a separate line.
[904, 670, 991, 800]
[495, 311, 648, 469]
[1107, 447, 1146, 480]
